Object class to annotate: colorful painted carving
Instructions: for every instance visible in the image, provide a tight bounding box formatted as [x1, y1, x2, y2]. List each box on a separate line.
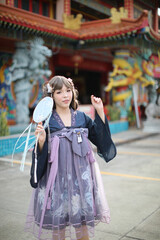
[151, 51, 160, 79]
[0, 54, 16, 123]
[106, 50, 154, 91]
[105, 49, 156, 120]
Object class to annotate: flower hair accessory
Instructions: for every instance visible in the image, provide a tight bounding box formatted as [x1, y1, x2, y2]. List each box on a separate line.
[67, 78, 74, 87]
[47, 83, 53, 93]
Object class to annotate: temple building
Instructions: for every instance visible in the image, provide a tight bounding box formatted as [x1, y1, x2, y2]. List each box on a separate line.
[0, 0, 160, 125]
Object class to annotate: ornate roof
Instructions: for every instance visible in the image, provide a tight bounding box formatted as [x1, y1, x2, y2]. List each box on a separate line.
[0, 3, 160, 45]
[0, 4, 79, 41]
[79, 11, 149, 40]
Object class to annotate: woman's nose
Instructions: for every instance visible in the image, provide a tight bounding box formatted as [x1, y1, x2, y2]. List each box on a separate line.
[63, 91, 68, 97]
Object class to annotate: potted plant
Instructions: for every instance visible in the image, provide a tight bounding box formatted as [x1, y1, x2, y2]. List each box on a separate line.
[0, 111, 10, 136]
[127, 110, 136, 126]
[105, 105, 121, 121]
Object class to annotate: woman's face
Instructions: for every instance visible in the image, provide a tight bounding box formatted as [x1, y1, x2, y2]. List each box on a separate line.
[53, 84, 73, 110]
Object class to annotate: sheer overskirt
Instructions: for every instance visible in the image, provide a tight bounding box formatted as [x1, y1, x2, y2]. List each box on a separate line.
[25, 129, 110, 240]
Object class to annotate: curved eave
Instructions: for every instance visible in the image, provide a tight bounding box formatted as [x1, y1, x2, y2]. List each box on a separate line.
[82, 28, 139, 42]
[0, 5, 160, 44]
[0, 18, 78, 41]
[80, 10, 149, 41]
[0, 4, 79, 41]
[148, 27, 160, 42]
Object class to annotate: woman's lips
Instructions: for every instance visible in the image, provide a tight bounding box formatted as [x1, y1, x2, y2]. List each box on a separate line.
[63, 100, 69, 103]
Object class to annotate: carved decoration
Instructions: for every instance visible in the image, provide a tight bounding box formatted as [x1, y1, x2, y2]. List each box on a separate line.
[6, 38, 52, 124]
[110, 7, 128, 24]
[63, 13, 83, 30]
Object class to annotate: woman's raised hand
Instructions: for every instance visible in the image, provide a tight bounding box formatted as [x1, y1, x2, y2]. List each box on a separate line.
[91, 95, 104, 111]
[91, 95, 105, 122]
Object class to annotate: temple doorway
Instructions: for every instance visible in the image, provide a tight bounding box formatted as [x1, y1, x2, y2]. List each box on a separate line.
[55, 67, 101, 104]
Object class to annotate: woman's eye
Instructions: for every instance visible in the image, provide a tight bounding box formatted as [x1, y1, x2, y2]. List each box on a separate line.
[56, 91, 61, 94]
[67, 89, 71, 92]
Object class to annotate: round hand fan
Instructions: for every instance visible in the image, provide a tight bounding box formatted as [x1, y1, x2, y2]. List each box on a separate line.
[33, 97, 54, 123]
[13, 97, 54, 172]
[31, 97, 54, 180]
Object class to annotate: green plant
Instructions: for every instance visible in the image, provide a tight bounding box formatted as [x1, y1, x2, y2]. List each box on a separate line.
[105, 105, 120, 121]
[0, 111, 10, 136]
[127, 110, 136, 125]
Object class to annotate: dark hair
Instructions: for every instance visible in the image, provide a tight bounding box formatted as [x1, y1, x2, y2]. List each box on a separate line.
[43, 76, 79, 110]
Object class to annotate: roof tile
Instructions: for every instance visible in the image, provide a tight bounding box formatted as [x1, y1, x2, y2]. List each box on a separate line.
[0, 4, 160, 41]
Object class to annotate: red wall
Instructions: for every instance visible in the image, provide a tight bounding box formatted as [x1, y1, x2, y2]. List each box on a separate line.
[54, 54, 112, 72]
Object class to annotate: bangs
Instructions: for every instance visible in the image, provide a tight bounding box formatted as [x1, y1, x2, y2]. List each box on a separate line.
[44, 75, 79, 110]
[51, 76, 72, 91]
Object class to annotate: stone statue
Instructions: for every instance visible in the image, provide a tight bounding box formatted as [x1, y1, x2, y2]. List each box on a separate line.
[6, 38, 52, 124]
[145, 94, 160, 120]
[143, 86, 160, 132]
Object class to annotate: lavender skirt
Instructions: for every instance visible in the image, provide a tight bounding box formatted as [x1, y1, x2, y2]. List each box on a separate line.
[25, 128, 110, 240]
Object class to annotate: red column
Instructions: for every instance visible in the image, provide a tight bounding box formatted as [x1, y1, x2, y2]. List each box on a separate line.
[18, 0, 22, 8]
[49, 55, 55, 79]
[39, 0, 42, 15]
[124, 0, 134, 19]
[29, 0, 32, 12]
[64, 0, 71, 15]
[153, 6, 158, 33]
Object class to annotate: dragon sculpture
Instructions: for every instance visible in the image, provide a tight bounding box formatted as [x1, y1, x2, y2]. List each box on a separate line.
[105, 49, 156, 119]
[6, 38, 52, 124]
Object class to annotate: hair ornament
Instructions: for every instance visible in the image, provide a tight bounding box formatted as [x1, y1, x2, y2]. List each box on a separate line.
[47, 83, 53, 93]
[67, 78, 74, 86]
[67, 78, 72, 82]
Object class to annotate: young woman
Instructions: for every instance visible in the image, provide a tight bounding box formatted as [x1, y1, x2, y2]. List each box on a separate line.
[26, 76, 116, 240]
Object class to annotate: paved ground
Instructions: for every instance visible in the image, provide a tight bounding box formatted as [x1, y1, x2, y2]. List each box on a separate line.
[0, 128, 160, 240]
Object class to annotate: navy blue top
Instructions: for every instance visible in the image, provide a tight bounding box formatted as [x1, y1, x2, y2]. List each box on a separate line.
[30, 109, 117, 188]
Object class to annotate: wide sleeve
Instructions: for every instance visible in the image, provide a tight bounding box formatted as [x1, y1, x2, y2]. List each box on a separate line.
[84, 112, 117, 162]
[30, 140, 48, 188]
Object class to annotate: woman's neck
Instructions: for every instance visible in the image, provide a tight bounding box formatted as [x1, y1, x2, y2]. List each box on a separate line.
[56, 107, 70, 116]
[55, 107, 71, 127]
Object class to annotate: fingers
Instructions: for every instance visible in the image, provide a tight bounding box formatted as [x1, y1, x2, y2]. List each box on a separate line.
[91, 95, 101, 103]
[35, 122, 44, 136]
[37, 122, 43, 130]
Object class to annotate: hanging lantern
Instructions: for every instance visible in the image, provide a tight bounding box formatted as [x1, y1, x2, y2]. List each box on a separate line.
[71, 54, 83, 74]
